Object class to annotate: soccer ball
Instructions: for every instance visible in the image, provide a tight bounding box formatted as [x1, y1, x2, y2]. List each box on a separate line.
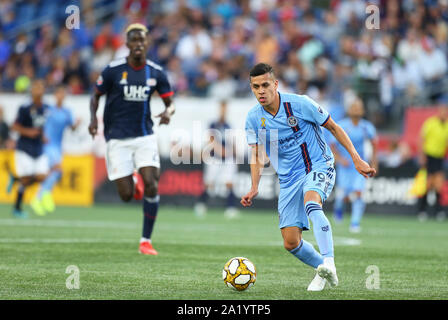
[222, 257, 256, 291]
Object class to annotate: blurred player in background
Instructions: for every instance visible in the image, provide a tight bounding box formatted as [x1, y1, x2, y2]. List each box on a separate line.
[89, 23, 175, 255]
[194, 100, 239, 219]
[30, 85, 80, 215]
[9, 79, 49, 218]
[417, 105, 448, 222]
[330, 98, 378, 233]
[241, 63, 376, 291]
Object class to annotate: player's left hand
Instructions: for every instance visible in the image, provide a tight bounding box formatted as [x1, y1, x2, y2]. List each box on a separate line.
[156, 110, 172, 125]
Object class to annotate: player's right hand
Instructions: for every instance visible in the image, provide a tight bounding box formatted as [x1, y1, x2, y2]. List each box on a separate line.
[88, 118, 98, 138]
[241, 189, 258, 207]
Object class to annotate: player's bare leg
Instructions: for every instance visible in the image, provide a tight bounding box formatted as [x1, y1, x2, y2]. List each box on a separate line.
[114, 175, 135, 202]
[281, 226, 326, 291]
[304, 190, 338, 288]
[138, 166, 160, 255]
[434, 172, 446, 221]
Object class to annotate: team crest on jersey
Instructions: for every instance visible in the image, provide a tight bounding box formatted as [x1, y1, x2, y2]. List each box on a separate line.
[261, 117, 266, 128]
[119, 71, 128, 85]
[146, 78, 157, 86]
[287, 115, 298, 127]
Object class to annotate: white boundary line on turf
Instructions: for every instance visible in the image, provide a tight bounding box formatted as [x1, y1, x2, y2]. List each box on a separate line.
[0, 219, 139, 229]
[0, 237, 361, 246]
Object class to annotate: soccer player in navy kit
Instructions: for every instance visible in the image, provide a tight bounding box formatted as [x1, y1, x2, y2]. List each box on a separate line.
[88, 24, 175, 255]
[10, 79, 50, 218]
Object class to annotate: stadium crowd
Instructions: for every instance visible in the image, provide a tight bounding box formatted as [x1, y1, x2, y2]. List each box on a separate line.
[1, 0, 448, 129]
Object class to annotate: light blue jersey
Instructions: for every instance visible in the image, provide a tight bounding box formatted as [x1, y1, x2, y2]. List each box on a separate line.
[245, 92, 336, 230]
[245, 92, 334, 186]
[43, 105, 74, 167]
[330, 118, 376, 193]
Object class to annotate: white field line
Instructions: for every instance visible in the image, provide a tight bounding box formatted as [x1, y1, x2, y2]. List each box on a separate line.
[0, 237, 360, 246]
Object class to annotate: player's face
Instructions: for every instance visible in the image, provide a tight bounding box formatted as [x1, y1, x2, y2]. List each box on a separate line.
[31, 80, 45, 101]
[55, 87, 66, 104]
[250, 73, 278, 107]
[127, 30, 148, 60]
[348, 100, 365, 119]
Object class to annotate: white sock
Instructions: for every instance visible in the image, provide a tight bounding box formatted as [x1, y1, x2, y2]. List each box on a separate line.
[140, 237, 151, 243]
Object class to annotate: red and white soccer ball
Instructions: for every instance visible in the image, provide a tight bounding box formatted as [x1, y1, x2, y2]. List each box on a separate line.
[222, 257, 256, 291]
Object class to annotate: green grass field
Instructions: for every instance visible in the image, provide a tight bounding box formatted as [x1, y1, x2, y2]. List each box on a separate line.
[0, 203, 447, 300]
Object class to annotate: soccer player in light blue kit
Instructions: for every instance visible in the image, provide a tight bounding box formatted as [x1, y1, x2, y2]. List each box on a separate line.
[241, 63, 376, 291]
[329, 97, 378, 233]
[30, 85, 80, 215]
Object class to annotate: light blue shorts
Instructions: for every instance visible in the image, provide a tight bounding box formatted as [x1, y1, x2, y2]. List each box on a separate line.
[336, 165, 365, 195]
[278, 164, 335, 231]
[44, 146, 62, 168]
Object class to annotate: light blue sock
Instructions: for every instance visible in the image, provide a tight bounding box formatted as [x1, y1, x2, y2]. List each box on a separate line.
[289, 239, 323, 269]
[38, 170, 62, 198]
[351, 197, 366, 227]
[305, 201, 334, 258]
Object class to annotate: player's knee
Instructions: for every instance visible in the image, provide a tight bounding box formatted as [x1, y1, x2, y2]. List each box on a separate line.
[119, 189, 133, 202]
[144, 180, 158, 197]
[283, 235, 302, 251]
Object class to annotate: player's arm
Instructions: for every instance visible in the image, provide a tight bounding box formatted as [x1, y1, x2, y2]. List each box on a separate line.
[241, 144, 264, 207]
[155, 70, 175, 125]
[11, 122, 41, 138]
[324, 117, 376, 178]
[370, 137, 379, 173]
[88, 90, 102, 138]
[156, 95, 175, 125]
[11, 108, 41, 139]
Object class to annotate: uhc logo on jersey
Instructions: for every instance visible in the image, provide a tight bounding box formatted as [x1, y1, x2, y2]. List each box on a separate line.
[123, 85, 150, 101]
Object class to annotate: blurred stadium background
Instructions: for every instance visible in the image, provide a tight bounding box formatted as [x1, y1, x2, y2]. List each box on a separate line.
[1, 0, 448, 215]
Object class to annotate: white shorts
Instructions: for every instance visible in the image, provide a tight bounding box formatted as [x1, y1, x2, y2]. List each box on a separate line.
[15, 150, 49, 178]
[105, 135, 160, 181]
[203, 158, 237, 186]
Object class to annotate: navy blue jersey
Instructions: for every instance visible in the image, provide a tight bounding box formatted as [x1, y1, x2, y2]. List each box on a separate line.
[15, 103, 49, 158]
[95, 58, 173, 141]
[209, 121, 232, 159]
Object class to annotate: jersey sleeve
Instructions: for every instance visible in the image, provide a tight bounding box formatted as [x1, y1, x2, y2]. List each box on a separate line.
[95, 66, 112, 94]
[245, 114, 258, 146]
[366, 121, 377, 140]
[300, 95, 330, 126]
[155, 70, 174, 98]
[66, 109, 75, 127]
[14, 106, 26, 125]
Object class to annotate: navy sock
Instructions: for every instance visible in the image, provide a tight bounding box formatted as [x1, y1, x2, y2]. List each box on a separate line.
[199, 190, 208, 204]
[15, 185, 25, 211]
[142, 196, 159, 240]
[226, 189, 236, 208]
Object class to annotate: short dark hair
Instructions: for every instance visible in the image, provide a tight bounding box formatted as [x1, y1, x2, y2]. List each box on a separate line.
[249, 63, 275, 78]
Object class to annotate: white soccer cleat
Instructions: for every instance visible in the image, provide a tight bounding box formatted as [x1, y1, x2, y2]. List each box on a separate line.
[349, 225, 361, 234]
[307, 272, 327, 291]
[224, 207, 240, 219]
[317, 263, 339, 288]
[194, 203, 207, 218]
